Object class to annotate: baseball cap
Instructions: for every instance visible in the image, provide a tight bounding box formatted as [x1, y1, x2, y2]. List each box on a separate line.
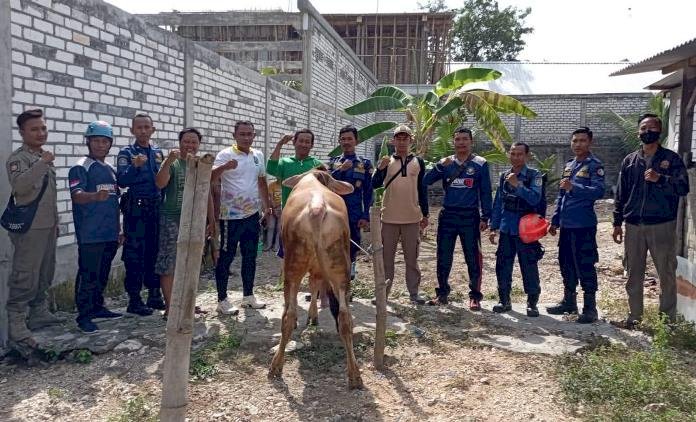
[393, 124, 413, 136]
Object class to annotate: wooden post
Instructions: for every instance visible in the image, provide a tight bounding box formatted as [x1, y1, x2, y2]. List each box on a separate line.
[160, 154, 214, 421]
[370, 205, 387, 369]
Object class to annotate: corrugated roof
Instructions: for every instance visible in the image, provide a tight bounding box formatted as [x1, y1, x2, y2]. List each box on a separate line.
[647, 71, 682, 91]
[611, 37, 696, 76]
[447, 62, 660, 95]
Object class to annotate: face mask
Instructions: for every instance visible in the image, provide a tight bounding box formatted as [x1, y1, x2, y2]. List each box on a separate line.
[640, 130, 661, 144]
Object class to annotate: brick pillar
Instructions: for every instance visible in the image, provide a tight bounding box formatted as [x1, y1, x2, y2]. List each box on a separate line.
[0, 0, 13, 345]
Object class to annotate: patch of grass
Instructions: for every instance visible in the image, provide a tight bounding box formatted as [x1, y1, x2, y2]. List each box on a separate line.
[107, 395, 158, 422]
[600, 298, 696, 351]
[350, 276, 375, 299]
[190, 329, 244, 381]
[72, 349, 93, 364]
[558, 315, 696, 421]
[47, 387, 65, 400]
[385, 330, 399, 349]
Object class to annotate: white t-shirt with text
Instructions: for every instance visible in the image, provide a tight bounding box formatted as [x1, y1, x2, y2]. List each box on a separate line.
[213, 145, 266, 220]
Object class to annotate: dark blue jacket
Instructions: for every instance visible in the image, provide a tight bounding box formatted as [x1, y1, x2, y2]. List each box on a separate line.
[116, 142, 163, 199]
[613, 146, 689, 226]
[69, 157, 120, 244]
[328, 153, 374, 222]
[551, 154, 605, 228]
[423, 154, 493, 221]
[491, 166, 543, 235]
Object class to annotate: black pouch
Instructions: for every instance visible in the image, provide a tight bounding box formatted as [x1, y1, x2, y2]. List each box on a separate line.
[1, 176, 48, 234]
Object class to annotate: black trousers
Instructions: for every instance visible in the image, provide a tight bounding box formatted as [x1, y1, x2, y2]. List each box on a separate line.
[435, 208, 483, 300]
[558, 227, 598, 293]
[215, 213, 260, 301]
[75, 241, 118, 321]
[122, 199, 160, 298]
[495, 233, 542, 296]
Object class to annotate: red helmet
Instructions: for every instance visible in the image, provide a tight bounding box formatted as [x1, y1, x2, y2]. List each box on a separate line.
[519, 213, 549, 244]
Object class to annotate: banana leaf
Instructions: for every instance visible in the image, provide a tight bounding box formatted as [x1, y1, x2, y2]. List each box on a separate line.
[371, 86, 413, 106]
[465, 89, 537, 118]
[434, 68, 502, 97]
[344, 96, 407, 116]
[328, 122, 398, 157]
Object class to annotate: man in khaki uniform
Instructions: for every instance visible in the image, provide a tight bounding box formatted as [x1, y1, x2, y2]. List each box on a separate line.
[5, 109, 63, 347]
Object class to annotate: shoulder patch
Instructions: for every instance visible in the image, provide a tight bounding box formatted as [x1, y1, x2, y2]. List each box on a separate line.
[117, 156, 129, 166]
[597, 167, 605, 177]
[471, 155, 487, 166]
[8, 161, 20, 173]
[660, 160, 670, 169]
[534, 174, 543, 186]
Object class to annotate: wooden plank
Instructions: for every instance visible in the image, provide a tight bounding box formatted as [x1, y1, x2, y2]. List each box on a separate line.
[160, 154, 214, 421]
[370, 206, 387, 369]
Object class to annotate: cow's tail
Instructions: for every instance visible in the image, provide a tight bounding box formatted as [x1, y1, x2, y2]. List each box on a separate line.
[308, 194, 341, 330]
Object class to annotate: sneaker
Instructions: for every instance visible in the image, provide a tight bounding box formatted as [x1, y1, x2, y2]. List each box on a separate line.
[427, 296, 448, 306]
[77, 319, 100, 334]
[91, 308, 123, 320]
[469, 298, 481, 311]
[241, 295, 266, 309]
[409, 293, 426, 305]
[127, 301, 154, 316]
[217, 298, 239, 315]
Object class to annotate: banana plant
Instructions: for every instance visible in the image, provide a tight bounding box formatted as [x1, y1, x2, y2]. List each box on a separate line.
[330, 67, 537, 159]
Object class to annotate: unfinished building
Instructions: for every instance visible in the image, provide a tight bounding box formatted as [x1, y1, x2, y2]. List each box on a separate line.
[137, 9, 454, 85]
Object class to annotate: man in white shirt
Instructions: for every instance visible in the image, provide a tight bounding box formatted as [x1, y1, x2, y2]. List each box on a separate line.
[211, 121, 271, 314]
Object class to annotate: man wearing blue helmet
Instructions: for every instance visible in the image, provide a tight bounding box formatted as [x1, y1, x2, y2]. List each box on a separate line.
[68, 121, 123, 333]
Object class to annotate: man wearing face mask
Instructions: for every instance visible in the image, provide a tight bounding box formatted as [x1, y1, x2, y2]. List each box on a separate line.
[612, 114, 689, 327]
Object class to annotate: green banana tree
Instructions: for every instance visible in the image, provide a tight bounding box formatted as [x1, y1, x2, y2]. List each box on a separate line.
[599, 94, 668, 153]
[329, 67, 537, 158]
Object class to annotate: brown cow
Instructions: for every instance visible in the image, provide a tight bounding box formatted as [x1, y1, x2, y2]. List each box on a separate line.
[268, 169, 364, 389]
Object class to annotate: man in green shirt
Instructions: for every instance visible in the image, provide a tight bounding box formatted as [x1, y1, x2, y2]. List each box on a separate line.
[266, 129, 324, 208]
[154, 128, 214, 316]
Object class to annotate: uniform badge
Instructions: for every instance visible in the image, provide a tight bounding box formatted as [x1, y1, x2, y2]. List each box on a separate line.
[8, 161, 20, 173]
[355, 180, 362, 188]
[562, 166, 572, 177]
[117, 156, 129, 166]
[357, 162, 364, 170]
[155, 152, 164, 163]
[534, 176, 543, 187]
[597, 168, 605, 176]
[660, 160, 670, 169]
[576, 166, 589, 178]
[69, 179, 80, 188]
[466, 167, 475, 175]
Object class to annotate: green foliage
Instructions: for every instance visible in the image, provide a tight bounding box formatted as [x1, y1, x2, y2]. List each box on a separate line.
[533, 153, 559, 184]
[73, 349, 93, 364]
[600, 94, 669, 152]
[450, 0, 533, 61]
[343, 67, 536, 160]
[108, 395, 158, 422]
[558, 316, 696, 421]
[385, 330, 400, 349]
[329, 122, 398, 157]
[190, 330, 244, 381]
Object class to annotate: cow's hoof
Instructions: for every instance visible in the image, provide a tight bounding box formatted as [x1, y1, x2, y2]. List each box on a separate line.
[268, 365, 283, 378]
[348, 376, 364, 390]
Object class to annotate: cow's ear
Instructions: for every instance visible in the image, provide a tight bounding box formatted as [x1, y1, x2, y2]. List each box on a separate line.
[282, 174, 303, 189]
[328, 180, 354, 195]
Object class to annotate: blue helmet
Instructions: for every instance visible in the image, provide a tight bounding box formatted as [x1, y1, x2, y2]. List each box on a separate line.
[85, 120, 113, 142]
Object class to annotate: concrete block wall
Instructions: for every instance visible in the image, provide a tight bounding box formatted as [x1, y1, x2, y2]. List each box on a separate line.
[0, 0, 376, 343]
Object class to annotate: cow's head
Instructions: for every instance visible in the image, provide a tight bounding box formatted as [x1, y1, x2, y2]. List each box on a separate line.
[282, 169, 354, 195]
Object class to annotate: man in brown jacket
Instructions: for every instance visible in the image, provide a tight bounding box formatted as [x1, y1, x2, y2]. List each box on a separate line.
[372, 124, 429, 304]
[5, 109, 63, 347]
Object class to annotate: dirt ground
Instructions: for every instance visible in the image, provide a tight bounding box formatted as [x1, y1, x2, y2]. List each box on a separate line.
[0, 200, 664, 421]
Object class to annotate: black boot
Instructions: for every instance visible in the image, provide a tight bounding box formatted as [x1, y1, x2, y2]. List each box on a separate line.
[127, 295, 153, 316]
[577, 291, 598, 324]
[527, 294, 540, 317]
[546, 289, 578, 315]
[492, 292, 511, 313]
[146, 288, 166, 310]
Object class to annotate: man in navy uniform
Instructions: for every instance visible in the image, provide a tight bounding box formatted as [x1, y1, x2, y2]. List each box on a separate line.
[328, 125, 374, 280]
[423, 127, 492, 310]
[69, 121, 123, 333]
[489, 142, 544, 317]
[117, 113, 165, 315]
[612, 114, 689, 327]
[547, 127, 605, 323]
